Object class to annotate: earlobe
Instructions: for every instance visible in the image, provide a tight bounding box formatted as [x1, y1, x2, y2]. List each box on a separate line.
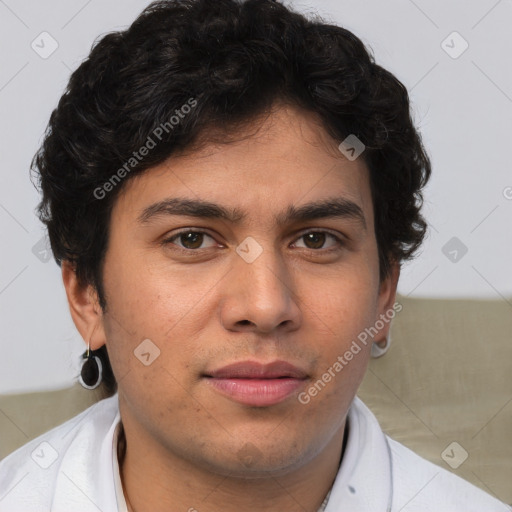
[61, 260, 106, 351]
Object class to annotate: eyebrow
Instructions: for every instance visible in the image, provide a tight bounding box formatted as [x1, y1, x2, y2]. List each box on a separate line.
[138, 196, 367, 230]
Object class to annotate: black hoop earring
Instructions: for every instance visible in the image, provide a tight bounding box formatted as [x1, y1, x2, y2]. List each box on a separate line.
[79, 342, 103, 390]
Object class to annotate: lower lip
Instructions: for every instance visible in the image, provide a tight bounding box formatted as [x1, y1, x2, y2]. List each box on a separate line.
[205, 377, 306, 406]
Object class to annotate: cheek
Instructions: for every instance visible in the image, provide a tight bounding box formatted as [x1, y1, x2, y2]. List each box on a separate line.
[307, 268, 379, 340]
[103, 247, 212, 334]
[101, 252, 221, 380]
[298, 280, 376, 414]
[298, 266, 379, 403]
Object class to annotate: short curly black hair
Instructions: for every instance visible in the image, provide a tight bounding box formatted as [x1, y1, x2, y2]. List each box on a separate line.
[31, 0, 431, 398]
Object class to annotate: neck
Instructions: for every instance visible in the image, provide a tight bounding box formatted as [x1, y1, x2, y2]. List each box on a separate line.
[118, 420, 348, 512]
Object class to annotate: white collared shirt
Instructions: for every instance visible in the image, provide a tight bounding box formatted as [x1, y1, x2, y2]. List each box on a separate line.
[0, 394, 509, 512]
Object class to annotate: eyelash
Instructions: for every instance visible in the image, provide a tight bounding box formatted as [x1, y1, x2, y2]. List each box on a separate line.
[161, 229, 345, 254]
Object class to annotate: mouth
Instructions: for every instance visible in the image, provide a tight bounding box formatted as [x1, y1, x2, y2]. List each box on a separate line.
[203, 360, 309, 407]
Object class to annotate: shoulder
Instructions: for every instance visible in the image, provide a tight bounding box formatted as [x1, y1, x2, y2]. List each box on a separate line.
[0, 394, 120, 512]
[387, 436, 511, 512]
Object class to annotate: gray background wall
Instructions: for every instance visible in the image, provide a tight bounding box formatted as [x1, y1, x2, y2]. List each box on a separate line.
[1, 0, 511, 394]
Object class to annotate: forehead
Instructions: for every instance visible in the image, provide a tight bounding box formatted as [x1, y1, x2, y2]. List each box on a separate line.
[112, 104, 373, 229]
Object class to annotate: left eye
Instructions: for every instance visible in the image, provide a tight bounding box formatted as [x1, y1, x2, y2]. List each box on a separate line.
[293, 231, 342, 250]
[162, 230, 342, 251]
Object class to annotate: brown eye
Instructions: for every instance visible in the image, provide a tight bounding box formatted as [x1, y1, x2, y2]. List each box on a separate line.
[303, 232, 326, 249]
[179, 232, 204, 249]
[294, 231, 342, 251]
[163, 230, 217, 251]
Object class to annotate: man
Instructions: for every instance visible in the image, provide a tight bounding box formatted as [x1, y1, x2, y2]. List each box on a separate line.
[0, 0, 509, 511]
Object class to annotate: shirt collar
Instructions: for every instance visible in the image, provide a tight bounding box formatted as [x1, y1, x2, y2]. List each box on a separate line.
[324, 396, 393, 512]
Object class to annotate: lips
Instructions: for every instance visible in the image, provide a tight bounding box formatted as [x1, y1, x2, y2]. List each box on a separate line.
[203, 360, 308, 407]
[205, 360, 308, 379]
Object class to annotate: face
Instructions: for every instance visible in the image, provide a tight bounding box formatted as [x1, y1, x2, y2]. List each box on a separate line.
[74, 104, 397, 477]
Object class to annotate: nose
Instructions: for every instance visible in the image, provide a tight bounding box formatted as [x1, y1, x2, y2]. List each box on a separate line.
[219, 243, 302, 335]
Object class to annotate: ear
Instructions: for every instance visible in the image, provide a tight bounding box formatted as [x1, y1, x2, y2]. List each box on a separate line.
[62, 260, 106, 351]
[374, 259, 400, 346]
